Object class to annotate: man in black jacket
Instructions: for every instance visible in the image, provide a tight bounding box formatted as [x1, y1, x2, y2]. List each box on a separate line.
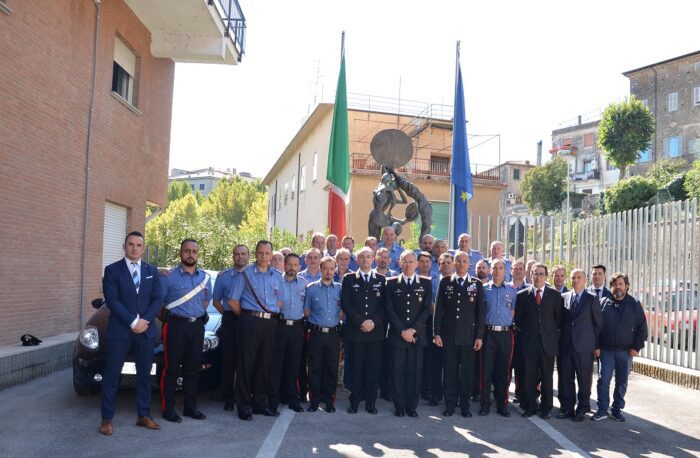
[593, 272, 648, 422]
[514, 263, 564, 419]
[385, 251, 431, 417]
[341, 246, 386, 414]
[433, 251, 484, 418]
[558, 269, 603, 422]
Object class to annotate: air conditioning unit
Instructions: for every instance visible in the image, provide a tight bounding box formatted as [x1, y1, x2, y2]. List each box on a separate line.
[505, 199, 514, 206]
[507, 192, 515, 199]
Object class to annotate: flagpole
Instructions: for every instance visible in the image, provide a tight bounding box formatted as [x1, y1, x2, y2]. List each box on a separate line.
[447, 41, 460, 249]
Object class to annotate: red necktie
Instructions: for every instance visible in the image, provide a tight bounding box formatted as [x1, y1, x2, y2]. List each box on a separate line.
[536, 289, 542, 305]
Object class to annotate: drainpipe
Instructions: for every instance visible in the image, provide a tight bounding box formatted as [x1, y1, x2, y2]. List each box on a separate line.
[79, 0, 101, 329]
[295, 153, 301, 237]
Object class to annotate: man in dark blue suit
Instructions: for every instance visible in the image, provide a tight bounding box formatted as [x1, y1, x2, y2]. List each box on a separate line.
[557, 269, 603, 422]
[100, 231, 163, 435]
[588, 264, 613, 303]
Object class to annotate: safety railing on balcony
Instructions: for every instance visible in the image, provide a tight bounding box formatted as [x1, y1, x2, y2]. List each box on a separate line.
[211, 0, 246, 61]
[350, 154, 500, 180]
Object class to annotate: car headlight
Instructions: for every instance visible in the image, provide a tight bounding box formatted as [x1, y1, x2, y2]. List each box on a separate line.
[79, 326, 99, 351]
[202, 332, 219, 352]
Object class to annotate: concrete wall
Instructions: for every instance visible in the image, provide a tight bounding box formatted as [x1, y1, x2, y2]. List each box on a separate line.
[0, 0, 173, 345]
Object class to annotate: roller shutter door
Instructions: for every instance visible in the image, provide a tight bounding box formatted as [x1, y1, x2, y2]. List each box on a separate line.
[102, 202, 127, 272]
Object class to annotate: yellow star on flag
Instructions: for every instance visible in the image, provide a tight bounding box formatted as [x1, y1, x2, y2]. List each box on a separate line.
[461, 191, 468, 202]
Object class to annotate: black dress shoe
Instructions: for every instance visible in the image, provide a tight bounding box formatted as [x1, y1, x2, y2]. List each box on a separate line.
[478, 407, 489, 416]
[253, 408, 279, 417]
[289, 404, 304, 413]
[461, 409, 472, 418]
[325, 405, 336, 413]
[512, 397, 520, 404]
[573, 412, 586, 422]
[443, 408, 454, 417]
[522, 410, 535, 418]
[539, 411, 551, 420]
[366, 407, 378, 414]
[162, 410, 182, 423]
[307, 404, 319, 412]
[394, 408, 405, 417]
[347, 405, 358, 414]
[497, 408, 511, 418]
[556, 411, 574, 419]
[428, 399, 438, 406]
[224, 401, 235, 411]
[470, 394, 480, 402]
[183, 408, 206, 420]
[238, 412, 253, 421]
[406, 409, 418, 418]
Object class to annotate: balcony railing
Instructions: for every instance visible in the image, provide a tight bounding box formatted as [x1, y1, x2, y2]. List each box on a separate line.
[350, 154, 500, 180]
[212, 0, 246, 61]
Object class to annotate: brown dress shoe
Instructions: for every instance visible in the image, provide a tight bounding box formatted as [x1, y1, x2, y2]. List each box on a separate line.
[99, 419, 113, 435]
[136, 416, 161, 430]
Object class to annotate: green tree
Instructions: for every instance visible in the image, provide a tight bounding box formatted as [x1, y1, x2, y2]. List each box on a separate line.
[684, 160, 700, 199]
[145, 193, 200, 267]
[521, 157, 568, 214]
[645, 158, 687, 187]
[168, 180, 193, 203]
[604, 176, 657, 214]
[199, 177, 266, 229]
[597, 96, 655, 180]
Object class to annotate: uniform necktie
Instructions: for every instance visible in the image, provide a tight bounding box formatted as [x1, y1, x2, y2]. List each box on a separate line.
[571, 294, 579, 312]
[536, 289, 542, 305]
[458, 277, 464, 287]
[364, 273, 369, 283]
[131, 262, 140, 293]
[595, 288, 601, 298]
[407, 278, 412, 287]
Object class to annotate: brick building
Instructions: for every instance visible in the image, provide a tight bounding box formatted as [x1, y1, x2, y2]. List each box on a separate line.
[624, 50, 700, 175]
[0, 0, 245, 345]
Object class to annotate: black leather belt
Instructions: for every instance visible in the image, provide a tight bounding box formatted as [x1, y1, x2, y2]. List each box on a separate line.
[283, 319, 304, 326]
[310, 323, 339, 333]
[169, 315, 205, 323]
[486, 325, 513, 332]
[243, 310, 279, 319]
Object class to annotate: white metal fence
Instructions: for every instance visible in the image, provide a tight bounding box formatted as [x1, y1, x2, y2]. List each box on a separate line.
[466, 199, 699, 370]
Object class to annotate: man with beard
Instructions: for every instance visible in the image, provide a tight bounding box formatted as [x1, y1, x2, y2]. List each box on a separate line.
[160, 239, 212, 423]
[342, 247, 386, 414]
[213, 244, 250, 412]
[514, 263, 563, 419]
[593, 273, 647, 422]
[269, 253, 307, 413]
[305, 256, 343, 412]
[229, 240, 286, 420]
[433, 251, 484, 418]
[385, 251, 431, 417]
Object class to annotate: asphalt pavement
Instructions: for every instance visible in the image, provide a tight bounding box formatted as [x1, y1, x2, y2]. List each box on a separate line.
[0, 367, 699, 457]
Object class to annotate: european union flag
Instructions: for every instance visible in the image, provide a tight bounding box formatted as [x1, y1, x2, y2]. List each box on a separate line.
[450, 49, 473, 248]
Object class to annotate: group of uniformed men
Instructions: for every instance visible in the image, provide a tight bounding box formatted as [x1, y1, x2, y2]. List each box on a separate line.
[99, 228, 648, 435]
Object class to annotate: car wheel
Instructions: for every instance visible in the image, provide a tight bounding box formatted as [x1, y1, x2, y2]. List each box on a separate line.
[73, 379, 99, 396]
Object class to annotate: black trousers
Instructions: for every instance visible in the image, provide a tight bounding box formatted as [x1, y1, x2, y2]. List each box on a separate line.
[349, 340, 382, 408]
[234, 314, 277, 414]
[160, 319, 204, 412]
[512, 331, 523, 400]
[220, 311, 237, 404]
[522, 341, 555, 414]
[557, 345, 594, 414]
[421, 318, 443, 401]
[298, 327, 310, 401]
[480, 330, 514, 409]
[392, 345, 423, 411]
[443, 344, 476, 411]
[379, 337, 393, 398]
[269, 321, 304, 408]
[308, 328, 340, 406]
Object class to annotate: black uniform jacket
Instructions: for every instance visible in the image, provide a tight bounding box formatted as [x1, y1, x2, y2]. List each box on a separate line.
[433, 274, 485, 347]
[514, 285, 564, 357]
[341, 270, 386, 342]
[384, 274, 432, 348]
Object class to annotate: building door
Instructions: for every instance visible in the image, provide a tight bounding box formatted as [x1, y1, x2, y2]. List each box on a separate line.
[102, 202, 128, 272]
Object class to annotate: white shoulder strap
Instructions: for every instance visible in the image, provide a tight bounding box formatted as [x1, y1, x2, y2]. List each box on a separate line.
[165, 273, 210, 310]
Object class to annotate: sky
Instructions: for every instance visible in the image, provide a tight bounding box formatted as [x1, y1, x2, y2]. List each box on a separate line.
[169, 0, 700, 180]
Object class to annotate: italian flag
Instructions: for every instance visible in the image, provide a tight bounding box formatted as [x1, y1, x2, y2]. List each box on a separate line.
[326, 36, 350, 238]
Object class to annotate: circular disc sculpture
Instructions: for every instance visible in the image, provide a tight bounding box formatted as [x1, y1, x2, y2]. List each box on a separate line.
[367, 129, 433, 242]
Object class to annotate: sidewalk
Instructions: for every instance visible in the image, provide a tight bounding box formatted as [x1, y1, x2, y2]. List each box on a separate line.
[0, 332, 76, 389]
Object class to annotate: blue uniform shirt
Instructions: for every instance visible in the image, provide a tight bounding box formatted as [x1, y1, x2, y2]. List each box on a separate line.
[334, 268, 354, 283]
[161, 265, 212, 318]
[212, 267, 240, 312]
[230, 264, 286, 313]
[281, 276, 307, 320]
[431, 274, 442, 304]
[507, 280, 530, 292]
[483, 281, 517, 326]
[378, 242, 404, 271]
[304, 280, 342, 327]
[373, 267, 396, 278]
[299, 268, 321, 284]
[348, 254, 359, 272]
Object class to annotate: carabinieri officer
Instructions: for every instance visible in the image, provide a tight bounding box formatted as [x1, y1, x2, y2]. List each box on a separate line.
[269, 253, 307, 413]
[479, 259, 516, 417]
[160, 239, 212, 423]
[304, 255, 343, 413]
[229, 240, 287, 421]
[384, 251, 431, 418]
